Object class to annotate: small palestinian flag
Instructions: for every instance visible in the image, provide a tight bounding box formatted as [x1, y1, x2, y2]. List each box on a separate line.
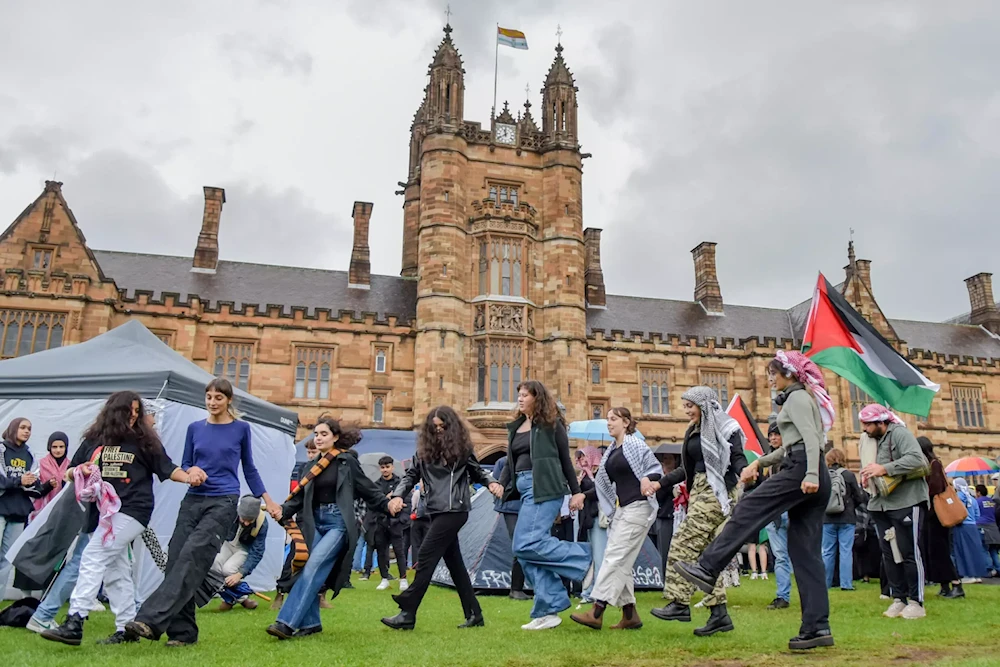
[803, 274, 939, 417]
[726, 394, 769, 455]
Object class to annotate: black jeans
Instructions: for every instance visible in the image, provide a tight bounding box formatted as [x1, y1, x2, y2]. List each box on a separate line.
[136, 494, 237, 642]
[410, 517, 430, 567]
[700, 452, 831, 635]
[372, 523, 408, 579]
[395, 511, 480, 618]
[502, 512, 525, 593]
[872, 505, 924, 604]
[655, 518, 674, 577]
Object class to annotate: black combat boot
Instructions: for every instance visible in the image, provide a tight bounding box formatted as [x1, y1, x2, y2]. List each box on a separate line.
[693, 603, 734, 636]
[40, 613, 86, 646]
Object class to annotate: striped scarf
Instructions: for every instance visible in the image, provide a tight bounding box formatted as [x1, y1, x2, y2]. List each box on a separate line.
[594, 433, 663, 523]
[283, 450, 340, 573]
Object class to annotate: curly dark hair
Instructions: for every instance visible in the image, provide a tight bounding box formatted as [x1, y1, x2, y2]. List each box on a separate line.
[314, 417, 363, 450]
[417, 406, 473, 466]
[515, 380, 561, 429]
[83, 391, 164, 457]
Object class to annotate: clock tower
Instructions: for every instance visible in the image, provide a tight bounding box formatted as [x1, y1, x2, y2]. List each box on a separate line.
[402, 25, 588, 454]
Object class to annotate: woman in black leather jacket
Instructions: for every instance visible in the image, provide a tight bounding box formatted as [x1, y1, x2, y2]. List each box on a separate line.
[381, 406, 503, 631]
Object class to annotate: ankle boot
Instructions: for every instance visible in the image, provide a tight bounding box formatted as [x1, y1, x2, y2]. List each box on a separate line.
[693, 603, 734, 637]
[650, 600, 691, 622]
[380, 610, 416, 630]
[40, 613, 86, 646]
[570, 601, 605, 630]
[270, 592, 284, 611]
[937, 583, 950, 597]
[318, 592, 333, 609]
[943, 583, 965, 599]
[611, 603, 643, 630]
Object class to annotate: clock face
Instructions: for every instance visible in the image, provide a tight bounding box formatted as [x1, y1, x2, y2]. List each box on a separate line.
[495, 123, 516, 145]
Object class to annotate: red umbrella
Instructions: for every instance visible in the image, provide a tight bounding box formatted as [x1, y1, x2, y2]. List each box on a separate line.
[945, 456, 999, 477]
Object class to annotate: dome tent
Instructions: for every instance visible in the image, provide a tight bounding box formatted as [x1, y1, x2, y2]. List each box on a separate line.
[0, 320, 298, 600]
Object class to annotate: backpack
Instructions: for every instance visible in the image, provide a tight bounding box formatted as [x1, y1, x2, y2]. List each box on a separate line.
[826, 468, 849, 515]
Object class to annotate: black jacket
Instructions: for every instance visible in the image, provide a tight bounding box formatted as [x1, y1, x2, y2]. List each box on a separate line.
[364, 474, 408, 530]
[823, 464, 867, 525]
[280, 450, 389, 597]
[393, 453, 494, 515]
[578, 476, 598, 534]
[661, 426, 748, 494]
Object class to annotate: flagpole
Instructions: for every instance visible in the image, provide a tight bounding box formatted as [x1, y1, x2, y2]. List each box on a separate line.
[492, 23, 499, 119]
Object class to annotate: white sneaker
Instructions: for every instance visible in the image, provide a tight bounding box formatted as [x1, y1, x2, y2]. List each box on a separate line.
[751, 572, 759, 580]
[376, 578, 391, 591]
[961, 577, 978, 584]
[883, 599, 906, 618]
[521, 614, 562, 630]
[761, 573, 769, 580]
[88, 599, 107, 612]
[399, 579, 409, 592]
[26, 617, 56, 634]
[879, 594, 891, 600]
[693, 599, 705, 608]
[901, 601, 926, 620]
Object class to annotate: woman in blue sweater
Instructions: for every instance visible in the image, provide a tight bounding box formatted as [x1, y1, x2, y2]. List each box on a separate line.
[127, 378, 282, 647]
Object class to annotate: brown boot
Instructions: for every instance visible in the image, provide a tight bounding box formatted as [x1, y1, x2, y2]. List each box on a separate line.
[269, 593, 284, 611]
[611, 603, 643, 630]
[217, 601, 233, 612]
[570, 602, 605, 630]
[318, 592, 333, 609]
[241, 598, 258, 610]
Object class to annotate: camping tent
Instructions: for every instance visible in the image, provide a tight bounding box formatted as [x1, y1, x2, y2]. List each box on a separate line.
[294, 430, 416, 464]
[431, 489, 664, 592]
[0, 320, 298, 600]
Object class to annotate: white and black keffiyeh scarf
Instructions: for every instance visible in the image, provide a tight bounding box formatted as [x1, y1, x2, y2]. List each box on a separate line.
[681, 386, 745, 516]
[595, 433, 663, 523]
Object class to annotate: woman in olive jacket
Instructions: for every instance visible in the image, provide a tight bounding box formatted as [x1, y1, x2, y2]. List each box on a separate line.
[497, 380, 593, 631]
[382, 406, 503, 630]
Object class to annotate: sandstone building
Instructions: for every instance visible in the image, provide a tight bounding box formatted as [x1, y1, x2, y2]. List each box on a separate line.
[2, 25, 999, 464]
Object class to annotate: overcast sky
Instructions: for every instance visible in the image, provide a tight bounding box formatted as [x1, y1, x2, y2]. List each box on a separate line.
[1, 0, 997, 322]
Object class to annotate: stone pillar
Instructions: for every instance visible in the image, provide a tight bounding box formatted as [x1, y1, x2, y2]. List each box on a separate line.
[192, 186, 225, 273]
[692, 241, 723, 314]
[584, 228, 606, 308]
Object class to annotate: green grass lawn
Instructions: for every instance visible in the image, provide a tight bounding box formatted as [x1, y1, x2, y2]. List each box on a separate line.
[1, 576, 997, 666]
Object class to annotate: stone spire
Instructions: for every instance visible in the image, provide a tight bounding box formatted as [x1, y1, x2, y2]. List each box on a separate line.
[541, 42, 579, 145]
[424, 23, 465, 124]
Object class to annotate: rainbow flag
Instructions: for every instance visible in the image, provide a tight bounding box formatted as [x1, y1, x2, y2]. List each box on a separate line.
[498, 27, 528, 50]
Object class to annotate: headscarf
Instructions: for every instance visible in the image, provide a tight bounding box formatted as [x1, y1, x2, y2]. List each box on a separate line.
[858, 404, 904, 426]
[47, 431, 69, 464]
[576, 446, 602, 480]
[775, 350, 835, 433]
[681, 386, 745, 516]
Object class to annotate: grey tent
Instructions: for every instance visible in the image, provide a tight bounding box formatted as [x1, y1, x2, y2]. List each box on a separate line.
[431, 490, 665, 592]
[0, 320, 297, 435]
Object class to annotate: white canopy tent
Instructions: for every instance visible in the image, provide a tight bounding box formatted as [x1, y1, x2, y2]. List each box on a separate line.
[0, 321, 298, 600]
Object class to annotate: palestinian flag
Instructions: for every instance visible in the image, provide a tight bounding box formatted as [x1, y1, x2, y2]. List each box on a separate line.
[726, 394, 769, 455]
[802, 274, 939, 417]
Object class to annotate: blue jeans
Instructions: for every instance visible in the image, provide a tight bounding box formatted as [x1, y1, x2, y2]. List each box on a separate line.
[352, 539, 365, 571]
[822, 523, 855, 590]
[582, 525, 607, 600]
[33, 533, 92, 623]
[276, 504, 347, 632]
[512, 472, 592, 619]
[980, 530, 1000, 573]
[0, 516, 25, 594]
[766, 512, 792, 602]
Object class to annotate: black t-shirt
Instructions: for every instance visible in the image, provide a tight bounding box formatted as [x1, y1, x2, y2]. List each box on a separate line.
[71, 438, 178, 529]
[606, 446, 662, 508]
[312, 462, 339, 505]
[512, 431, 532, 472]
[684, 433, 707, 473]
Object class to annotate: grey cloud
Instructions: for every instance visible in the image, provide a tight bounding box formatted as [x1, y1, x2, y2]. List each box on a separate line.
[0, 125, 82, 175]
[218, 33, 313, 78]
[574, 23, 636, 124]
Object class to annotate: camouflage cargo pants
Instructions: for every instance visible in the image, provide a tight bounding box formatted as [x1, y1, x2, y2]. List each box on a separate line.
[663, 473, 738, 607]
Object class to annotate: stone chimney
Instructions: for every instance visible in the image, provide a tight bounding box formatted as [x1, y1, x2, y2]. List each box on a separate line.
[965, 272, 1000, 334]
[692, 241, 723, 314]
[583, 227, 606, 308]
[192, 186, 225, 273]
[855, 259, 873, 293]
[348, 201, 373, 289]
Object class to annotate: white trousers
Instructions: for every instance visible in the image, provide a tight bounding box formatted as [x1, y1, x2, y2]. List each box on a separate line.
[589, 501, 655, 607]
[69, 513, 144, 630]
[212, 540, 249, 577]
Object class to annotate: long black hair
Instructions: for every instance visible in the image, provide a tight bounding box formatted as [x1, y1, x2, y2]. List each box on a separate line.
[314, 417, 363, 451]
[417, 406, 473, 466]
[83, 391, 164, 457]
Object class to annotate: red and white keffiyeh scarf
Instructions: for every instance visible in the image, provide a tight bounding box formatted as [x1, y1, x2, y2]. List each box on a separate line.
[775, 350, 835, 433]
[858, 403, 904, 425]
[74, 460, 122, 547]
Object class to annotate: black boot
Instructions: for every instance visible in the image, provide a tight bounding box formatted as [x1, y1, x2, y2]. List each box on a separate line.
[942, 583, 965, 599]
[789, 629, 834, 650]
[693, 604, 734, 637]
[381, 610, 416, 630]
[674, 561, 717, 595]
[457, 613, 484, 629]
[650, 601, 691, 622]
[41, 613, 85, 646]
[937, 583, 950, 597]
[97, 630, 139, 645]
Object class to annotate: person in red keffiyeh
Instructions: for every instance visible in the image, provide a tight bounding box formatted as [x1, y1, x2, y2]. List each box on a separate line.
[671, 351, 836, 651]
[857, 403, 904, 426]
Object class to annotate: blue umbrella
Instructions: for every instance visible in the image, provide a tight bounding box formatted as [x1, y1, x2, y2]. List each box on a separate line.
[567, 419, 645, 442]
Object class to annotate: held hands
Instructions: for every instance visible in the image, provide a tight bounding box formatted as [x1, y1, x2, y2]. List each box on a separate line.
[224, 573, 243, 587]
[569, 493, 586, 512]
[640, 477, 658, 497]
[20, 472, 37, 486]
[488, 482, 504, 498]
[740, 461, 760, 485]
[860, 463, 887, 486]
[186, 466, 207, 488]
[388, 497, 404, 516]
[800, 480, 820, 494]
[265, 499, 283, 521]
